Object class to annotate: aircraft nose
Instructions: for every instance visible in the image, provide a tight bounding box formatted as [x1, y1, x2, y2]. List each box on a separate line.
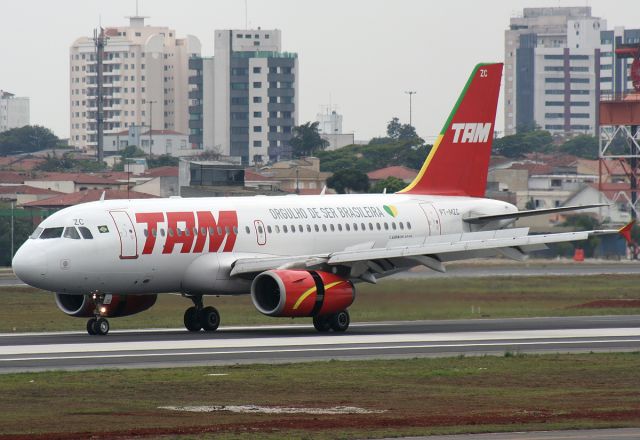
[12, 245, 48, 288]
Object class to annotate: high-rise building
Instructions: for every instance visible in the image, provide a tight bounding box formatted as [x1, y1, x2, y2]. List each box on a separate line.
[69, 16, 201, 150]
[505, 7, 605, 136]
[0, 91, 29, 132]
[599, 27, 640, 97]
[189, 29, 298, 164]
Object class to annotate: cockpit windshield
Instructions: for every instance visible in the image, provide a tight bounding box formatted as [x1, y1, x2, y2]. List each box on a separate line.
[63, 227, 81, 239]
[30, 226, 95, 240]
[39, 227, 64, 239]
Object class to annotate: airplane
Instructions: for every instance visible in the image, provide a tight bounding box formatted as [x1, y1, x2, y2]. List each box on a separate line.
[11, 62, 627, 336]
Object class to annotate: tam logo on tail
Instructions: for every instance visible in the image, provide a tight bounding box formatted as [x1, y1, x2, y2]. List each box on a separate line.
[451, 122, 492, 144]
[399, 63, 503, 197]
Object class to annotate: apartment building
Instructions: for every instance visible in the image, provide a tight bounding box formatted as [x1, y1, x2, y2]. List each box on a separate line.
[69, 16, 200, 150]
[189, 29, 298, 164]
[0, 91, 29, 132]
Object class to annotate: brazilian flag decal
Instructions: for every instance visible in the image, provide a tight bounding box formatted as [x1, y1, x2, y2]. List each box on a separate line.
[98, 225, 109, 233]
[383, 205, 398, 217]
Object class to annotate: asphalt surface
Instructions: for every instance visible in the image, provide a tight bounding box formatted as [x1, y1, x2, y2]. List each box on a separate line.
[1, 316, 639, 373]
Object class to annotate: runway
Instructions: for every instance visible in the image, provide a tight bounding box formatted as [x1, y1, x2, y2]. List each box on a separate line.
[1, 316, 639, 373]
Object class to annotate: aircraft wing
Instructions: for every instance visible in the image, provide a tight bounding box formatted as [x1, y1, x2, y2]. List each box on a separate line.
[463, 204, 608, 224]
[230, 226, 620, 278]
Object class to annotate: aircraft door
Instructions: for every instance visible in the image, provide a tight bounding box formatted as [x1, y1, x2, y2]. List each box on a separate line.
[419, 203, 442, 236]
[109, 210, 139, 259]
[254, 220, 267, 246]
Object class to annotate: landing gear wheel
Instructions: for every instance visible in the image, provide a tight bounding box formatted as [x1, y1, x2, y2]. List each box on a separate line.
[86, 318, 97, 335]
[330, 310, 350, 332]
[184, 306, 202, 332]
[313, 315, 331, 332]
[95, 317, 110, 335]
[200, 306, 220, 332]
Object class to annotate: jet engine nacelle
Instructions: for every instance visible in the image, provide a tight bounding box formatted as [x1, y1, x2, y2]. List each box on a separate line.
[251, 270, 354, 317]
[54, 293, 157, 318]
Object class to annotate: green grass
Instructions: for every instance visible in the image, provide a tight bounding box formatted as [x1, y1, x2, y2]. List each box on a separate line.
[2, 274, 640, 332]
[0, 353, 639, 438]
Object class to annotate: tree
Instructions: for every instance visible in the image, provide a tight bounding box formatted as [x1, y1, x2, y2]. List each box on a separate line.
[147, 154, 179, 168]
[289, 122, 329, 158]
[369, 176, 406, 193]
[492, 130, 553, 158]
[0, 125, 60, 156]
[326, 168, 370, 194]
[386, 117, 419, 141]
[35, 151, 106, 172]
[558, 135, 598, 159]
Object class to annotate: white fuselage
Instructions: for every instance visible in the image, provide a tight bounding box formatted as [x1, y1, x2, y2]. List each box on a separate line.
[12, 193, 516, 296]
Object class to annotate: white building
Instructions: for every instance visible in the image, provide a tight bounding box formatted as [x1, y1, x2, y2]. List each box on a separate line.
[189, 29, 298, 165]
[0, 91, 29, 132]
[316, 108, 354, 151]
[103, 125, 192, 156]
[505, 7, 605, 136]
[69, 16, 201, 150]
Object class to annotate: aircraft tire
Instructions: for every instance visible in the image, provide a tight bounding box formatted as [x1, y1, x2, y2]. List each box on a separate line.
[184, 307, 202, 332]
[312, 315, 331, 332]
[86, 318, 97, 335]
[95, 318, 109, 335]
[200, 306, 220, 332]
[330, 310, 350, 332]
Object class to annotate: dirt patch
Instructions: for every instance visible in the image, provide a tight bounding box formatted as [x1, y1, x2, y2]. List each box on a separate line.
[2, 409, 640, 440]
[570, 299, 640, 309]
[159, 404, 385, 414]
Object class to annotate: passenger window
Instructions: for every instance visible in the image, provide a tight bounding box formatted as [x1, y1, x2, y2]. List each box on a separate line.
[29, 227, 43, 239]
[407, 222, 412, 230]
[152, 228, 157, 237]
[291, 225, 295, 233]
[63, 227, 81, 239]
[40, 227, 64, 239]
[201, 227, 207, 235]
[306, 225, 311, 232]
[168, 228, 174, 237]
[361, 223, 365, 230]
[233, 226, 238, 235]
[245, 226, 251, 234]
[160, 228, 166, 237]
[143, 229, 149, 237]
[225, 226, 230, 234]
[392, 222, 397, 230]
[177, 229, 183, 237]
[399, 222, 404, 230]
[298, 225, 303, 232]
[330, 224, 335, 232]
[217, 226, 222, 235]
[283, 225, 288, 233]
[314, 224, 319, 232]
[369, 223, 373, 230]
[258, 226, 263, 234]
[78, 226, 93, 239]
[345, 224, 350, 231]
[337, 224, 342, 231]
[353, 223, 357, 231]
[322, 224, 327, 232]
[275, 225, 281, 233]
[376, 223, 381, 230]
[267, 225, 272, 233]
[384, 222, 389, 230]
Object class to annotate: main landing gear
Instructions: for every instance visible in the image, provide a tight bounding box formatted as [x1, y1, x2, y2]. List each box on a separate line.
[312, 310, 350, 333]
[183, 295, 220, 332]
[87, 293, 110, 336]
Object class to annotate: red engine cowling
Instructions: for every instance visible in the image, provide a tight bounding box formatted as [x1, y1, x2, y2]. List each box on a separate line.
[54, 293, 157, 318]
[251, 270, 354, 317]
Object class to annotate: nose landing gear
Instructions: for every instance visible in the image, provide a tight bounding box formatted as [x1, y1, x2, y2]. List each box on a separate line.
[183, 295, 220, 333]
[86, 293, 110, 336]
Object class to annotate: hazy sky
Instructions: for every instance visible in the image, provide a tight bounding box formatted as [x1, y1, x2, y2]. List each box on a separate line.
[2, 0, 639, 142]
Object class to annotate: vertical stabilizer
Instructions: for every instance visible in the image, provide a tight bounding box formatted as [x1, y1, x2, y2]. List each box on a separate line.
[399, 63, 503, 196]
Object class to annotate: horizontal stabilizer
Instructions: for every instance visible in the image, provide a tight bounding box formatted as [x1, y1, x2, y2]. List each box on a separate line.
[464, 204, 608, 224]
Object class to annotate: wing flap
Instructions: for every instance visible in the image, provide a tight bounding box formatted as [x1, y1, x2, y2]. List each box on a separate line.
[464, 204, 608, 224]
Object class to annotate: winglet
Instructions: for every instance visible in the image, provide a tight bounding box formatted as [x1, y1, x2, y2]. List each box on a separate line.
[618, 221, 635, 244]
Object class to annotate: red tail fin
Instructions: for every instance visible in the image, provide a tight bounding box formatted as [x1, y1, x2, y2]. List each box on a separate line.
[399, 63, 503, 196]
